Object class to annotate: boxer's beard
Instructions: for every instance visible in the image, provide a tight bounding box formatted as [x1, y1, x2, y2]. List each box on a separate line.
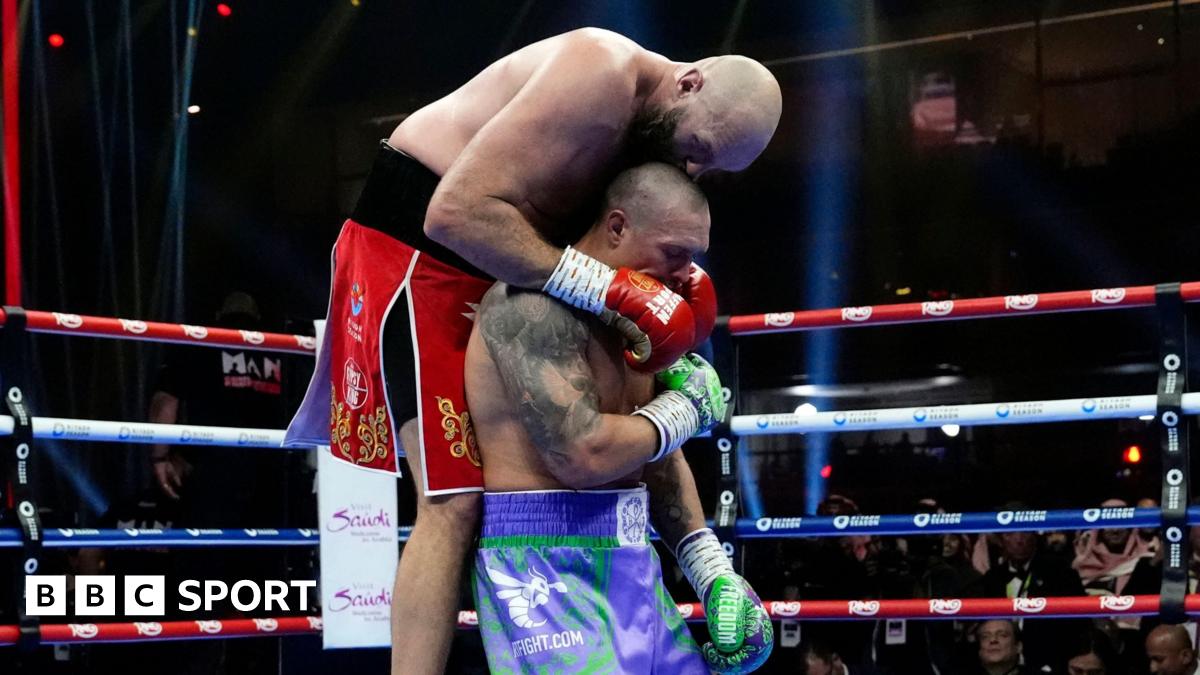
[627, 106, 684, 166]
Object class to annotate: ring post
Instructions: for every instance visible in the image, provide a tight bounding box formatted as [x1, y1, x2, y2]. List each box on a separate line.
[1, 307, 42, 649]
[1156, 284, 1190, 623]
[710, 318, 741, 567]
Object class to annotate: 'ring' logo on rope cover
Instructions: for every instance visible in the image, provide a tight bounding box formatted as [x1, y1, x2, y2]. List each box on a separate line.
[68, 624, 99, 639]
[458, 611, 478, 626]
[913, 513, 931, 528]
[253, 619, 279, 632]
[678, 604, 694, 619]
[995, 405, 1010, 418]
[134, 622, 163, 637]
[196, 621, 223, 635]
[771, 601, 802, 617]
[764, 312, 794, 328]
[119, 319, 148, 334]
[756, 517, 772, 532]
[841, 306, 873, 322]
[182, 324, 209, 340]
[1099, 596, 1135, 612]
[756, 416, 769, 429]
[1083, 509, 1101, 522]
[1004, 295, 1039, 311]
[833, 516, 850, 530]
[848, 601, 880, 616]
[834, 413, 847, 426]
[53, 313, 83, 329]
[929, 599, 962, 615]
[1091, 288, 1127, 304]
[1082, 399, 1097, 413]
[295, 335, 316, 350]
[306, 617, 323, 630]
[921, 301, 954, 316]
[240, 330, 265, 345]
[913, 409, 928, 423]
[996, 511, 1014, 525]
[1013, 598, 1046, 613]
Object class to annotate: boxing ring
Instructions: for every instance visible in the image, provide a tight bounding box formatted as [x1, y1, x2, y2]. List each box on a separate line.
[0, 280, 1197, 648]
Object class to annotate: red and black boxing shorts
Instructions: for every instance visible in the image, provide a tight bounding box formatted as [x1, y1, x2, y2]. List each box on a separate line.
[286, 142, 492, 495]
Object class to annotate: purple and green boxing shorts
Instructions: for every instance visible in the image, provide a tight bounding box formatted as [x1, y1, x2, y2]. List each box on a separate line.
[473, 486, 709, 674]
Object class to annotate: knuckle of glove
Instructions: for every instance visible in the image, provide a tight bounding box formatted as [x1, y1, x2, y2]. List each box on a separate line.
[651, 356, 725, 430]
[608, 269, 696, 373]
[685, 263, 718, 349]
[702, 576, 772, 673]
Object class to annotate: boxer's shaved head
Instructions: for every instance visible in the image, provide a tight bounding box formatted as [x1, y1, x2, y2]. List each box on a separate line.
[601, 162, 707, 229]
[576, 162, 709, 290]
[694, 56, 782, 164]
[660, 55, 782, 176]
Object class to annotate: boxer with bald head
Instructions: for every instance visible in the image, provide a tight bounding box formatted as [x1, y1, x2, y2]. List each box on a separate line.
[285, 28, 782, 673]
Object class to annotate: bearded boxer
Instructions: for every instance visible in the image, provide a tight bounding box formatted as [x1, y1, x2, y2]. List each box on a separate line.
[284, 28, 781, 673]
[468, 163, 771, 674]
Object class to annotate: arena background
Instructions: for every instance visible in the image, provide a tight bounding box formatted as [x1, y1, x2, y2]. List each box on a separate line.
[2, 1, 1200, 673]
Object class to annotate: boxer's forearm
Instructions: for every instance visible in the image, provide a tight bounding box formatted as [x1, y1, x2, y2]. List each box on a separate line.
[643, 451, 707, 552]
[540, 414, 658, 489]
[425, 193, 561, 290]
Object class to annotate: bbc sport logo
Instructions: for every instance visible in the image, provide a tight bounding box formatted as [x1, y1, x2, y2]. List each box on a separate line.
[26, 575, 316, 617]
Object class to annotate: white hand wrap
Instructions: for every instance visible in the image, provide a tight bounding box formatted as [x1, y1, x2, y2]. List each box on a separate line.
[542, 246, 616, 316]
[676, 528, 735, 598]
[632, 390, 699, 462]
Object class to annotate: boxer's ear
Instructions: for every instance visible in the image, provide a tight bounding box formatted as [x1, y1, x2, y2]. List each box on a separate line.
[605, 209, 629, 248]
[675, 66, 704, 96]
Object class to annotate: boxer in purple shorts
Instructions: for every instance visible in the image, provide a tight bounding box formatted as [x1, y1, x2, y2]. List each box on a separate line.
[473, 488, 708, 672]
[464, 163, 772, 674]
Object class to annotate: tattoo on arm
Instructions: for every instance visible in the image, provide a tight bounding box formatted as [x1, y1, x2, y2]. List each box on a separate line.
[643, 454, 704, 552]
[478, 284, 601, 472]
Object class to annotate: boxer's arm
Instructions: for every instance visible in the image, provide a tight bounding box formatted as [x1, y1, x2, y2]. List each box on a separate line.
[479, 284, 658, 488]
[425, 39, 635, 289]
[642, 451, 708, 552]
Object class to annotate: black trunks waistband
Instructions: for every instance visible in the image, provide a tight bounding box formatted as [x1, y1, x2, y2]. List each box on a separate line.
[351, 141, 490, 280]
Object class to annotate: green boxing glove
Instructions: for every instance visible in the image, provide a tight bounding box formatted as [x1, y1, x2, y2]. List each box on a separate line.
[632, 353, 728, 462]
[677, 528, 774, 673]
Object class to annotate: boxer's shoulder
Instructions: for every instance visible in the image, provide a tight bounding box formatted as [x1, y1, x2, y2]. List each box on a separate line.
[537, 29, 639, 92]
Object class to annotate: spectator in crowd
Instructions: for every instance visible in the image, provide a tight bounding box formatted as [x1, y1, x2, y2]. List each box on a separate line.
[809, 494, 877, 665]
[909, 532, 981, 673]
[145, 291, 290, 675]
[1137, 497, 1162, 554]
[1066, 629, 1123, 675]
[973, 619, 1034, 675]
[974, 532, 1003, 574]
[1074, 499, 1154, 596]
[804, 640, 888, 675]
[1043, 530, 1074, 568]
[1146, 624, 1198, 675]
[969, 504, 1087, 673]
[148, 290, 288, 525]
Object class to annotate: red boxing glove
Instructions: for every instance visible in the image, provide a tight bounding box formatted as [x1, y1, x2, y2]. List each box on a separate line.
[542, 247, 698, 373]
[603, 268, 695, 373]
[683, 263, 717, 349]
